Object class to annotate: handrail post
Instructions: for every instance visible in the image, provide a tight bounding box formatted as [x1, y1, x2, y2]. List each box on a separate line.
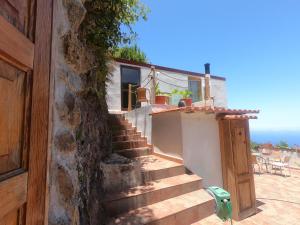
[151, 66, 156, 104]
[128, 84, 132, 111]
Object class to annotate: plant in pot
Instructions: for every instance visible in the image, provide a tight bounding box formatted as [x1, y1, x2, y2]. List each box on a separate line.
[170, 89, 181, 105]
[179, 90, 193, 106]
[155, 84, 170, 105]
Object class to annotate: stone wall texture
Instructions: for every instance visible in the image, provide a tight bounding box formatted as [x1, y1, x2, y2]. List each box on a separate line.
[48, 0, 111, 224]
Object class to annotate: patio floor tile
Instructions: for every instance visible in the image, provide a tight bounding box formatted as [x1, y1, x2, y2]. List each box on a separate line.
[198, 169, 300, 225]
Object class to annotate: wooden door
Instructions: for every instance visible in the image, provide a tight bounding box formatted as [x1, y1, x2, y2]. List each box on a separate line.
[219, 119, 256, 220]
[231, 120, 256, 219]
[0, 1, 53, 225]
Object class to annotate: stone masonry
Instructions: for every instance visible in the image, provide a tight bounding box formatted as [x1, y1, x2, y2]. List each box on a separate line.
[48, 0, 112, 224]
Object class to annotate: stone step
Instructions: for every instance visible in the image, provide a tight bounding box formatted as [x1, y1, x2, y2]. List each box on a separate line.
[109, 113, 125, 120]
[135, 155, 186, 182]
[113, 128, 137, 136]
[113, 134, 145, 142]
[108, 115, 127, 126]
[109, 116, 128, 123]
[107, 189, 215, 225]
[113, 140, 148, 150]
[117, 147, 152, 158]
[111, 122, 133, 131]
[103, 174, 203, 217]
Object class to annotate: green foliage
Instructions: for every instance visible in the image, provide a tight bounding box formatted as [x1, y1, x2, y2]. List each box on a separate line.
[179, 90, 192, 98]
[82, 0, 149, 50]
[113, 44, 148, 63]
[170, 89, 192, 98]
[171, 89, 180, 95]
[80, 0, 149, 98]
[276, 141, 289, 149]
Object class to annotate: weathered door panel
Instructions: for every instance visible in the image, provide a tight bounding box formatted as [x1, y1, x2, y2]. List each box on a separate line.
[0, 0, 30, 34]
[0, 60, 28, 175]
[0, 0, 53, 224]
[0, 173, 28, 220]
[233, 127, 249, 175]
[231, 120, 256, 219]
[0, 1, 34, 223]
[1, 209, 19, 225]
[219, 119, 256, 220]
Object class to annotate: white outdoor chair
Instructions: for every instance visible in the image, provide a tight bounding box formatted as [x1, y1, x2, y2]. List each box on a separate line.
[252, 155, 262, 174]
[252, 155, 268, 174]
[270, 155, 291, 177]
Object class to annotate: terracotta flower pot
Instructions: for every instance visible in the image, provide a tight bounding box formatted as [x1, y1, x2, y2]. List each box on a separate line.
[155, 95, 169, 105]
[181, 98, 192, 107]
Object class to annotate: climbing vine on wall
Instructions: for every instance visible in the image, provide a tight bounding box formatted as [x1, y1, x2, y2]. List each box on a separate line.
[80, 0, 149, 91]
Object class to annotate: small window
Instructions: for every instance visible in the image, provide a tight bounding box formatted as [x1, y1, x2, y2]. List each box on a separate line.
[188, 79, 202, 102]
[121, 66, 141, 110]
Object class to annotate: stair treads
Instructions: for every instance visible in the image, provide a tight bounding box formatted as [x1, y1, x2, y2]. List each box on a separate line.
[113, 134, 145, 142]
[113, 140, 148, 150]
[104, 174, 202, 201]
[103, 174, 202, 216]
[135, 155, 183, 172]
[117, 147, 152, 158]
[107, 189, 215, 225]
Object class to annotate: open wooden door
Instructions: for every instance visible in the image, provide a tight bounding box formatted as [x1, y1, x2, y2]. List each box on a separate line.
[219, 119, 256, 220]
[0, 1, 53, 224]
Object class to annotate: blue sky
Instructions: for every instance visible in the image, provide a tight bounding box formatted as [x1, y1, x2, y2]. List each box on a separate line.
[133, 0, 300, 131]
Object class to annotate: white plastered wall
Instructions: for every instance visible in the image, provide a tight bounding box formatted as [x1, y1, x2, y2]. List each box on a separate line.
[125, 105, 224, 188]
[181, 112, 223, 188]
[125, 105, 178, 145]
[155, 71, 188, 94]
[152, 111, 183, 159]
[106, 61, 227, 111]
[211, 78, 228, 108]
[107, 61, 122, 112]
[125, 105, 152, 144]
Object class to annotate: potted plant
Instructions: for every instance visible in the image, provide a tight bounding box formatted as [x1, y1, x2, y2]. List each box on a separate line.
[170, 89, 182, 105]
[179, 90, 193, 106]
[155, 84, 170, 104]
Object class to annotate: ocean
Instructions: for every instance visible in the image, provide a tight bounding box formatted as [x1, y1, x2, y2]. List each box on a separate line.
[250, 130, 300, 146]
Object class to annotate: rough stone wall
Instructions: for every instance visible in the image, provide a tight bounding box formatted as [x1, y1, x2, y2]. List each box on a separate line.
[48, 0, 111, 224]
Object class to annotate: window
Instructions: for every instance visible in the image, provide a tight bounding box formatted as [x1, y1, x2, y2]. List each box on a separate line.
[121, 66, 141, 109]
[188, 79, 202, 102]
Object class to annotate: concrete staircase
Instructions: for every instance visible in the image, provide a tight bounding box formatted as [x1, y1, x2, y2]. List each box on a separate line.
[105, 114, 215, 225]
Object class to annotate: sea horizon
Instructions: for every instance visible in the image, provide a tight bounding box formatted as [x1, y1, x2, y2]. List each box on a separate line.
[250, 130, 300, 146]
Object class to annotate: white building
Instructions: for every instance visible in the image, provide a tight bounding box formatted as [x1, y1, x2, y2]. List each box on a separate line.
[108, 59, 258, 219]
[107, 58, 228, 112]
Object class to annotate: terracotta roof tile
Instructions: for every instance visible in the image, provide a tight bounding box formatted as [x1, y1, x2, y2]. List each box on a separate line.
[221, 115, 258, 120]
[150, 106, 259, 116]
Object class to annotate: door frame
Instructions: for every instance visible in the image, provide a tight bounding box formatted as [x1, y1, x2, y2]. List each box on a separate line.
[25, 0, 54, 225]
[120, 65, 141, 111]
